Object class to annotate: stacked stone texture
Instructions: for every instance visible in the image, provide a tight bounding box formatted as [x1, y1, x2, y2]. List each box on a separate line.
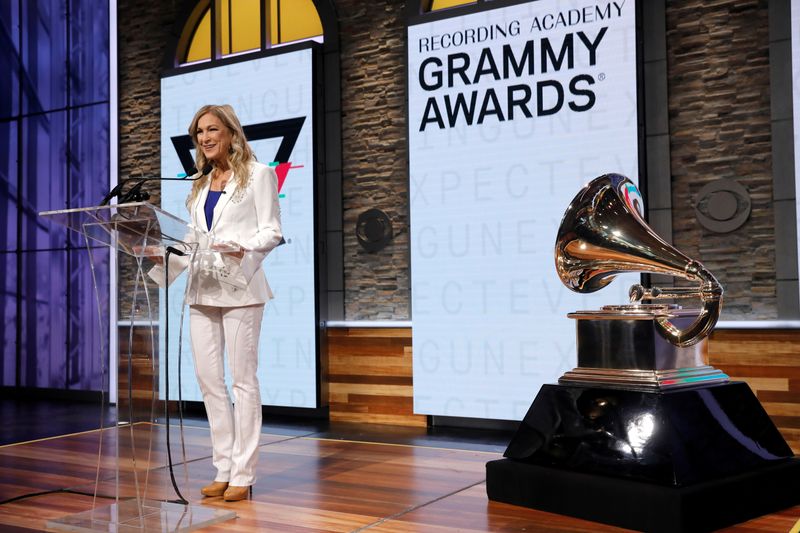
[337, 1, 410, 320]
[666, 0, 775, 318]
[118, 1, 177, 196]
[117, 0, 179, 316]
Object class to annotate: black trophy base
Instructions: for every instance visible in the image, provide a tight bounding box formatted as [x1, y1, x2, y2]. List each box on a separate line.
[486, 457, 800, 533]
[486, 382, 800, 532]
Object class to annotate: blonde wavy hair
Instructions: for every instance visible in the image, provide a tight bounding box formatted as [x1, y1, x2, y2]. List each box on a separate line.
[186, 104, 255, 207]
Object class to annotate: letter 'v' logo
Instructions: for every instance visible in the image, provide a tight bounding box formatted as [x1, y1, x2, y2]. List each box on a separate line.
[170, 116, 306, 193]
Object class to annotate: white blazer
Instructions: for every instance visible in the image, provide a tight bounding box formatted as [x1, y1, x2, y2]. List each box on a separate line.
[150, 161, 283, 307]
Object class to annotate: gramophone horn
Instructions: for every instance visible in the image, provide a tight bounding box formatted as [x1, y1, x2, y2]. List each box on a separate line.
[554, 174, 723, 347]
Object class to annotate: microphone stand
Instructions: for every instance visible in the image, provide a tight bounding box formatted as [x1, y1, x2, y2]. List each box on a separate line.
[100, 164, 213, 206]
[164, 245, 189, 505]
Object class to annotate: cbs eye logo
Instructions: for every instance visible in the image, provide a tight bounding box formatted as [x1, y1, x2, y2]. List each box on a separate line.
[693, 178, 751, 233]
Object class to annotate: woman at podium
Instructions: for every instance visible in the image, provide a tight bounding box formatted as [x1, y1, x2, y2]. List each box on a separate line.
[150, 104, 282, 502]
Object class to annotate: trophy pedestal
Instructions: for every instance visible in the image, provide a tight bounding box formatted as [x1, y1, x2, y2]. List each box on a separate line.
[486, 382, 800, 532]
[561, 309, 729, 390]
[487, 455, 800, 533]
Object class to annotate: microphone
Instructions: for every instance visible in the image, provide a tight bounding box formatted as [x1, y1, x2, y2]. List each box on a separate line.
[191, 164, 214, 177]
[100, 164, 213, 205]
[165, 246, 187, 257]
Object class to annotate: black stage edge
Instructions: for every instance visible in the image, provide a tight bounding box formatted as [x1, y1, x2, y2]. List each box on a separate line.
[487, 382, 800, 532]
[0, 386, 103, 403]
[486, 457, 800, 533]
[159, 399, 330, 420]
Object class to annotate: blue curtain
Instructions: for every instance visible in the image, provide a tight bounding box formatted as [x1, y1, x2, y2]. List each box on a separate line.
[0, 0, 110, 390]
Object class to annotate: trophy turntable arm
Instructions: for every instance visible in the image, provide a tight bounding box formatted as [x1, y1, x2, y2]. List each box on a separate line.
[629, 261, 724, 347]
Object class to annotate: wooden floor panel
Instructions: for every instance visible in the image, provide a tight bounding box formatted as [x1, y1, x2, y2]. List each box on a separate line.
[0, 427, 798, 532]
[708, 329, 800, 454]
[369, 484, 631, 533]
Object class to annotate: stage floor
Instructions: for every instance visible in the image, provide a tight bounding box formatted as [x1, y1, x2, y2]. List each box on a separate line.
[0, 402, 798, 532]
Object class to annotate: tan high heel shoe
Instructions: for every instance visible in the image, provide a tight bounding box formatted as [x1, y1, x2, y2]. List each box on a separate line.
[223, 485, 252, 501]
[200, 481, 229, 497]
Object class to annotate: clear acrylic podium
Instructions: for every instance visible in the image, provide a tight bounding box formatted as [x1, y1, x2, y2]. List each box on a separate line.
[39, 202, 235, 532]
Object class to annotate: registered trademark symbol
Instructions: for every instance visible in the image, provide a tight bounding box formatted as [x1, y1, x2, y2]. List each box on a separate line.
[598, 73, 606, 81]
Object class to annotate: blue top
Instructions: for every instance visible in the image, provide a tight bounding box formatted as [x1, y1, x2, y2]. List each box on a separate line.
[204, 190, 224, 229]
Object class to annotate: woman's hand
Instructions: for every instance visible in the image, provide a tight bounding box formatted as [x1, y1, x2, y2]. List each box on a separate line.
[210, 241, 245, 260]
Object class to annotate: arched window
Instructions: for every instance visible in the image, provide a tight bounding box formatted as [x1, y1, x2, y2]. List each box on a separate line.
[179, 0, 323, 65]
[407, 0, 495, 18]
[428, 0, 476, 11]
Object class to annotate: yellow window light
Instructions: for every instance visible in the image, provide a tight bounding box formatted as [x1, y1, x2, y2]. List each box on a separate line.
[185, 8, 211, 63]
[181, 0, 323, 66]
[231, 0, 261, 53]
[429, 0, 476, 11]
[272, 0, 322, 45]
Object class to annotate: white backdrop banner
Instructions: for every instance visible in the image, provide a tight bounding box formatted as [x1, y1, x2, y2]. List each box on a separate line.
[159, 47, 318, 408]
[408, 0, 639, 420]
[792, 2, 800, 314]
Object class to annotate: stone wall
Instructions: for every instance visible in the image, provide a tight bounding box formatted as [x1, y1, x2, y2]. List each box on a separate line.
[118, 1, 179, 194]
[117, 0, 180, 316]
[666, 0, 775, 318]
[338, 1, 410, 319]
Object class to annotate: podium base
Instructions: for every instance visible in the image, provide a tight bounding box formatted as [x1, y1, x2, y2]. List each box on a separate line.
[46, 499, 235, 533]
[486, 457, 800, 533]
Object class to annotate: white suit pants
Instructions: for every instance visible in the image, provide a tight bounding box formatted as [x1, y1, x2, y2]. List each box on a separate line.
[189, 304, 264, 486]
